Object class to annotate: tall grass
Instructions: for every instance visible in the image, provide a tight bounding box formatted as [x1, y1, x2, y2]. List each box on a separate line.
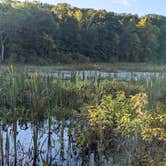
[0, 65, 165, 165]
[137, 73, 166, 106]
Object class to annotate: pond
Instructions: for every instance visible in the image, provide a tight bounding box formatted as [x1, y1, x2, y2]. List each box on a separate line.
[28, 70, 166, 81]
[1, 120, 81, 166]
[0, 67, 165, 166]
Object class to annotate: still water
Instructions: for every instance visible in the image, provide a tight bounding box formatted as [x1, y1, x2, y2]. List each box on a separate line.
[0, 70, 165, 166]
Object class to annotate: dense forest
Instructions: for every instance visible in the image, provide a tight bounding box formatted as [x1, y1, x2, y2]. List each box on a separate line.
[0, 0, 166, 64]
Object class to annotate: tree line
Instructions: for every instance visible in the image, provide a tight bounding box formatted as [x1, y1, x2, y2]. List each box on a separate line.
[0, 0, 166, 64]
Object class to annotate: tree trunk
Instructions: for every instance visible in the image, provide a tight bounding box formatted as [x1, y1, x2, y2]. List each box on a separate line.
[1, 42, 4, 62]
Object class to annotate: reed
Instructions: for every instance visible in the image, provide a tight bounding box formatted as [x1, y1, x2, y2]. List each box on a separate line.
[0, 129, 4, 166]
[0, 65, 165, 165]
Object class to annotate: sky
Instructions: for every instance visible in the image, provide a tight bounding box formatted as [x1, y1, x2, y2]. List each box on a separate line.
[35, 0, 166, 16]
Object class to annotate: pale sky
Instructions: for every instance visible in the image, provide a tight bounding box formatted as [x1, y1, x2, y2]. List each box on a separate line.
[34, 0, 166, 16]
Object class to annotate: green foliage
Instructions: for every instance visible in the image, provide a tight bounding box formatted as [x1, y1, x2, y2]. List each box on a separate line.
[88, 92, 148, 135]
[0, 1, 166, 64]
[141, 103, 166, 141]
[85, 90, 166, 165]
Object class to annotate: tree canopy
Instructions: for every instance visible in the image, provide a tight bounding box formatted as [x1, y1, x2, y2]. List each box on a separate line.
[0, 1, 166, 64]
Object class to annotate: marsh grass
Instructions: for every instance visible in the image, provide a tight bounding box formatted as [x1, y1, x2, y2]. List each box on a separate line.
[9, 63, 166, 72]
[0, 65, 165, 165]
[1, 65, 164, 115]
[136, 73, 166, 106]
[1, 63, 166, 73]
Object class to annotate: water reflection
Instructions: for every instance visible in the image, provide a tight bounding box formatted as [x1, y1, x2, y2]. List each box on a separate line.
[1, 119, 81, 165]
[28, 70, 166, 81]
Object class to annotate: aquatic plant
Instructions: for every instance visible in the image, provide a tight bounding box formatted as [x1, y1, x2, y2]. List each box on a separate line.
[0, 66, 165, 165]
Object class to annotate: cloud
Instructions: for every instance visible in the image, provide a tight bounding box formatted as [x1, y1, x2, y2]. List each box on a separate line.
[111, 0, 136, 6]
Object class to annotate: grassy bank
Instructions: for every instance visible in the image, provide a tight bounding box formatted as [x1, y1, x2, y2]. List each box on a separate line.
[1, 63, 165, 72]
